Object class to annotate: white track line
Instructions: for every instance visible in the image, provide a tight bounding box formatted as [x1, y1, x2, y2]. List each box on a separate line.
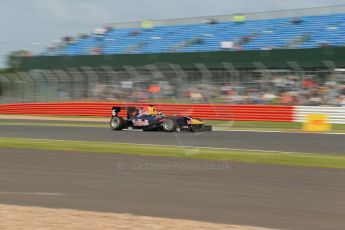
[213, 128, 345, 135]
[0, 192, 64, 196]
[10, 137, 323, 155]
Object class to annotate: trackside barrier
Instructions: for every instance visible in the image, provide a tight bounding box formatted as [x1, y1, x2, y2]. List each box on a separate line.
[294, 106, 345, 124]
[0, 102, 294, 122]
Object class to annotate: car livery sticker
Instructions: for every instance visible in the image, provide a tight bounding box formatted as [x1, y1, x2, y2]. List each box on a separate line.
[112, 109, 117, 116]
[132, 119, 149, 126]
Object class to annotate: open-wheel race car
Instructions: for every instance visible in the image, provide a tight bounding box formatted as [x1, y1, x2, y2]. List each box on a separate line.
[110, 105, 212, 132]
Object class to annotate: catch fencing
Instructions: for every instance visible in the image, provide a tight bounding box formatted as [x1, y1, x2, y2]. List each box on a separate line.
[0, 67, 342, 106]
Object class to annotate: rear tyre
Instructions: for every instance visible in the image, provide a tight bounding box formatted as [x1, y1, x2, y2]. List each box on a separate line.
[110, 116, 125, 131]
[162, 118, 177, 132]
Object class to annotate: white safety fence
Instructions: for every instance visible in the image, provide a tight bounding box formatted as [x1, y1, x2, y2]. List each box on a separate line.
[294, 106, 345, 124]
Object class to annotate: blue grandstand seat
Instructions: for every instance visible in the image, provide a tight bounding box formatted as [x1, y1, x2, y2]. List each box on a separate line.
[42, 13, 345, 56]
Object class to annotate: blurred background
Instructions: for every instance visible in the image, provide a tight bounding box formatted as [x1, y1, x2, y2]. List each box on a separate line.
[0, 1, 345, 106]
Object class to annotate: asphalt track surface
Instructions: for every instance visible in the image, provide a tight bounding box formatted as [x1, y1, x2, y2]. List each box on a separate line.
[0, 124, 344, 154]
[0, 122, 344, 229]
[0, 148, 344, 230]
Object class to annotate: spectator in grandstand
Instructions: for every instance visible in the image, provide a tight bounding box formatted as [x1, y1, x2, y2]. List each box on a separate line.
[261, 46, 274, 50]
[220, 83, 232, 95]
[203, 18, 218, 24]
[247, 89, 263, 104]
[279, 92, 294, 105]
[262, 92, 278, 104]
[340, 85, 345, 95]
[94, 28, 106, 37]
[271, 76, 286, 93]
[63, 37, 74, 44]
[232, 93, 244, 104]
[238, 36, 250, 45]
[78, 33, 89, 39]
[319, 80, 337, 105]
[189, 92, 204, 103]
[130, 30, 141, 36]
[220, 41, 234, 50]
[302, 77, 315, 89]
[308, 92, 322, 106]
[104, 26, 113, 33]
[337, 95, 345, 107]
[90, 46, 102, 55]
[291, 17, 303, 25]
[191, 37, 205, 45]
[318, 41, 331, 48]
[132, 90, 149, 102]
[325, 76, 337, 87]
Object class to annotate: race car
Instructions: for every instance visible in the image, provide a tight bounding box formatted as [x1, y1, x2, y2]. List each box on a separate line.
[110, 106, 212, 132]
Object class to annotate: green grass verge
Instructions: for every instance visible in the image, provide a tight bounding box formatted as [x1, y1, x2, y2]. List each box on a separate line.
[0, 137, 344, 169]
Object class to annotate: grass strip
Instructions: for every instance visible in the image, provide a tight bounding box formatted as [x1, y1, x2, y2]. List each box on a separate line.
[0, 137, 344, 169]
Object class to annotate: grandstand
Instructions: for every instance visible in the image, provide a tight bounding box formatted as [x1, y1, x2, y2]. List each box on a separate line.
[41, 5, 345, 56]
[2, 5, 344, 106]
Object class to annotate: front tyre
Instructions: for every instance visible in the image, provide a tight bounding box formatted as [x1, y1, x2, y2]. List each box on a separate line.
[162, 118, 177, 132]
[110, 116, 125, 131]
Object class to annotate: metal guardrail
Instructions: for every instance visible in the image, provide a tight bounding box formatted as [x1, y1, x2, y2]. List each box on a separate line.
[294, 106, 345, 124]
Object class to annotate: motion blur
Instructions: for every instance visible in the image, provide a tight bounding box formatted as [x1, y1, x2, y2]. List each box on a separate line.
[0, 2, 345, 230]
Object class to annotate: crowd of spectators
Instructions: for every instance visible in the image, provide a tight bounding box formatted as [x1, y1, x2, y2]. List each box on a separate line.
[90, 75, 345, 106]
[217, 75, 345, 106]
